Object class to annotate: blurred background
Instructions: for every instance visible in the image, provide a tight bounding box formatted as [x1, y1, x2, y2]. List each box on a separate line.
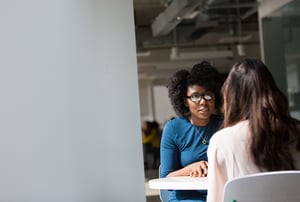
[134, 0, 300, 126]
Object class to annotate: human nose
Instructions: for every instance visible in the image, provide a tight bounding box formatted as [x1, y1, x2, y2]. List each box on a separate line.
[199, 96, 207, 104]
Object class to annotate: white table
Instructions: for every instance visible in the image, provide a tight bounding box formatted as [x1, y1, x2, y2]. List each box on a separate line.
[148, 176, 208, 190]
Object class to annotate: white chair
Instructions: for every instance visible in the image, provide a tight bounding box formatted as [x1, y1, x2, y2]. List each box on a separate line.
[223, 170, 300, 202]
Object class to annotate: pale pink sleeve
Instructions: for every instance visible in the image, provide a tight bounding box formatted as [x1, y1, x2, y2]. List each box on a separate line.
[207, 135, 228, 202]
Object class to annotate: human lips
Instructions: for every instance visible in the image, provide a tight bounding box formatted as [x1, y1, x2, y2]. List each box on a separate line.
[198, 106, 209, 112]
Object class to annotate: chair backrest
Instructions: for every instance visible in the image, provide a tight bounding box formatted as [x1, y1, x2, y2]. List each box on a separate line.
[223, 170, 300, 202]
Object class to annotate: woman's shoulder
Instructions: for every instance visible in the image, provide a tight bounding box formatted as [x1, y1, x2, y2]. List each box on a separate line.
[211, 120, 249, 143]
[220, 120, 248, 133]
[165, 116, 188, 126]
[163, 116, 191, 134]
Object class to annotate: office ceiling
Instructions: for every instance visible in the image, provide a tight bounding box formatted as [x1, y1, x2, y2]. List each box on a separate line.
[133, 0, 261, 83]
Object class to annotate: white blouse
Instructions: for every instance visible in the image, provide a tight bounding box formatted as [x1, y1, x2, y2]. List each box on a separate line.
[206, 120, 300, 202]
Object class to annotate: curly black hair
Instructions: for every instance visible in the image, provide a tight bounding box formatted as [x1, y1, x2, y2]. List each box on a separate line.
[167, 61, 224, 118]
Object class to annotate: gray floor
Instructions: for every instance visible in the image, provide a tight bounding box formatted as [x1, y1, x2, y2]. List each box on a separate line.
[147, 195, 161, 202]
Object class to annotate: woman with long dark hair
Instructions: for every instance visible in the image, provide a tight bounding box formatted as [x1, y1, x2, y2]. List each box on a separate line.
[207, 58, 300, 202]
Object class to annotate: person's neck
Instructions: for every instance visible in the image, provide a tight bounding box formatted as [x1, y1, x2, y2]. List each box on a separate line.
[189, 116, 210, 127]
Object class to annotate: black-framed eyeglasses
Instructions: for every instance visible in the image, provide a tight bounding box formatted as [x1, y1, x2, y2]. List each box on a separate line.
[185, 92, 214, 102]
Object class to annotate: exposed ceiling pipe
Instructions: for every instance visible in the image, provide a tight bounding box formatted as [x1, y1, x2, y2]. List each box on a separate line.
[151, 0, 213, 37]
[151, 0, 258, 38]
[242, 7, 258, 20]
[207, 2, 258, 21]
[207, 2, 257, 10]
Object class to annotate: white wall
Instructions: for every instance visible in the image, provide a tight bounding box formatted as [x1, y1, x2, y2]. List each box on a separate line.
[153, 85, 176, 124]
[0, 1, 145, 201]
[139, 79, 176, 125]
[139, 79, 155, 121]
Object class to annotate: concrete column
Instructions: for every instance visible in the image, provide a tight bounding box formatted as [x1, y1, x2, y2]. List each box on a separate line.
[261, 17, 287, 95]
[0, 1, 145, 201]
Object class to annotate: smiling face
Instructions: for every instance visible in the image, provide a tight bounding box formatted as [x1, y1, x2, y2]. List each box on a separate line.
[185, 85, 215, 126]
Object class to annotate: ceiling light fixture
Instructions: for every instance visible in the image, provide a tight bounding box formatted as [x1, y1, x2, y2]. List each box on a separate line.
[170, 48, 234, 60]
[137, 51, 152, 57]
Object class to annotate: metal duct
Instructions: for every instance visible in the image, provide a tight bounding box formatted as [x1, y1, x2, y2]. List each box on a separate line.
[151, 0, 257, 37]
[151, 0, 210, 37]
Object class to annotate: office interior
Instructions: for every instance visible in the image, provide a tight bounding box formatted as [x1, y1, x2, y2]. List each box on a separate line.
[137, 0, 300, 128]
[0, 1, 299, 202]
[136, 0, 300, 200]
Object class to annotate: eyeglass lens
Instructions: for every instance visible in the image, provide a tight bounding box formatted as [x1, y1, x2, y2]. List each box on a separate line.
[189, 93, 213, 102]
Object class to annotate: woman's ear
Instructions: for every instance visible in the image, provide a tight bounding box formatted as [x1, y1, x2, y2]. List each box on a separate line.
[183, 98, 188, 107]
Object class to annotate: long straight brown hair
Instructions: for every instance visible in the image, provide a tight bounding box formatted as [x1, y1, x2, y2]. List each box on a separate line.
[223, 58, 300, 171]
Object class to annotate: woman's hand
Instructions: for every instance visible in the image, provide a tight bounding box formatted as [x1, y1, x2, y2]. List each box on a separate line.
[166, 160, 208, 177]
[186, 161, 208, 177]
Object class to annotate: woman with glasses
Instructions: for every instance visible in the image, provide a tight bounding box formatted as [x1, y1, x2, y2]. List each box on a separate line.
[206, 58, 300, 202]
[160, 61, 224, 202]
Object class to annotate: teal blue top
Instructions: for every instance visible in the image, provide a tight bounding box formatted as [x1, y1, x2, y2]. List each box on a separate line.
[160, 115, 223, 202]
